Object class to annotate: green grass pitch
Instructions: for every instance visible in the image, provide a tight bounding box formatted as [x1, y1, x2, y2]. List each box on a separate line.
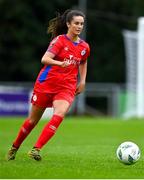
[0, 116, 144, 179]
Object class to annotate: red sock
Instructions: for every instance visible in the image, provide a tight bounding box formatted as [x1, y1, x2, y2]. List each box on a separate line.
[34, 114, 63, 149]
[13, 118, 35, 149]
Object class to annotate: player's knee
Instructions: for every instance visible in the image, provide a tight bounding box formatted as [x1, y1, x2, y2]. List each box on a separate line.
[54, 109, 67, 117]
[28, 117, 39, 126]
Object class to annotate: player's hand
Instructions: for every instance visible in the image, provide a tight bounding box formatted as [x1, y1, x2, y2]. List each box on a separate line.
[75, 83, 85, 95]
[60, 60, 70, 68]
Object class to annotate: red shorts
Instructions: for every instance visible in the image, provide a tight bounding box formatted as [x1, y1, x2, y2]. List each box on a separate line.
[31, 90, 75, 108]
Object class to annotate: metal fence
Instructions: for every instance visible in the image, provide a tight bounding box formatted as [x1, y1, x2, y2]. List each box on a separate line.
[0, 82, 123, 117]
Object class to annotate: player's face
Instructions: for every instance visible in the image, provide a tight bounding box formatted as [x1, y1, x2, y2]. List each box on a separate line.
[67, 16, 84, 36]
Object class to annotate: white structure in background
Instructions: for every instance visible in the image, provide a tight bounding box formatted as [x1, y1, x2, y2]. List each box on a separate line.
[123, 30, 137, 117]
[123, 17, 144, 118]
[137, 17, 144, 117]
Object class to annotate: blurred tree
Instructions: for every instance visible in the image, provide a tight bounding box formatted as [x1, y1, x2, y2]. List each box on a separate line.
[0, 0, 77, 81]
[0, 0, 144, 82]
[86, 0, 142, 83]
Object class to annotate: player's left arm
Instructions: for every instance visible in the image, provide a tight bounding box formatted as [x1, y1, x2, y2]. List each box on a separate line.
[75, 60, 87, 95]
[76, 43, 90, 95]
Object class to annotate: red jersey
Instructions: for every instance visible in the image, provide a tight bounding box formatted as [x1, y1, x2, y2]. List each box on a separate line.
[34, 34, 90, 93]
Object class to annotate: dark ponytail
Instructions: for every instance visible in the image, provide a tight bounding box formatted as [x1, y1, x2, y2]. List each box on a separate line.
[47, 9, 85, 39]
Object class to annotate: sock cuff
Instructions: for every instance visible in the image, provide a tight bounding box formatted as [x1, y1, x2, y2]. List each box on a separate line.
[53, 114, 64, 121]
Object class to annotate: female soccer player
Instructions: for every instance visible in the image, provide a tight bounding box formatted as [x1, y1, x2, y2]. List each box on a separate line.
[7, 9, 90, 161]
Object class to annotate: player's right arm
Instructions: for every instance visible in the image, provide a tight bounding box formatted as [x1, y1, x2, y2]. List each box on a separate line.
[41, 51, 69, 68]
[41, 35, 70, 68]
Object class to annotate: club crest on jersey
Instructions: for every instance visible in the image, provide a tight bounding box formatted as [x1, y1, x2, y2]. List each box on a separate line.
[81, 49, 86, 56]
[33, 94, 37, 102]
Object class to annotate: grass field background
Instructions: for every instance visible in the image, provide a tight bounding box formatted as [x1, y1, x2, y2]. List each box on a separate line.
[0, 116, 144, 179]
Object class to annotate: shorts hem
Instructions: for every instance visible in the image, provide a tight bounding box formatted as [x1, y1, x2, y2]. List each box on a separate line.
[31, 102, 52, 109]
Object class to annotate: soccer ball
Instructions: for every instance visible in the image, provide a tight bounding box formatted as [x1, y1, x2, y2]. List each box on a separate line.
[116, 141, 141, 165]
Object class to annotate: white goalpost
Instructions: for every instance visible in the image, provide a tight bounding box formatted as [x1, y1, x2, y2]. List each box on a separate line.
[123, 17, 144, 118]
[136, 17, 144, 117]
[123, 30, 137, 118]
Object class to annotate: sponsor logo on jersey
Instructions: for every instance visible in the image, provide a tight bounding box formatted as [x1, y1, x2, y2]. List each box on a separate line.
[64, 56, 81, 66]
[69, 55, 73, 60]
